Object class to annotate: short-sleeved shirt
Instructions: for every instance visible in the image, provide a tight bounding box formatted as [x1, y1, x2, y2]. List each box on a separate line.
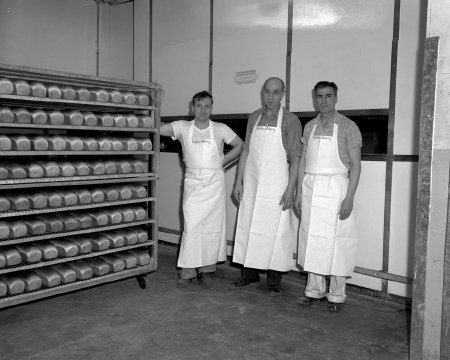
[243, 107, 302, 163]
[302, 111, 362, 169]
[171, 120, 238, 162]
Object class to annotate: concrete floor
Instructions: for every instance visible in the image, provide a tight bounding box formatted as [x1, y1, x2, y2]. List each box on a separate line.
[0, 244, 410, 360]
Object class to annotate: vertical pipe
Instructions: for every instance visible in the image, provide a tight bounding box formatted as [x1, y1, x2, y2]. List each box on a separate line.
[285, 0, 293, 110]
[208, 0, 214, 94]
[149, 0, 153, 82]
[132, 0, 135, 81]
[96, 1, 100, 76]
[381, 0, 400, 298]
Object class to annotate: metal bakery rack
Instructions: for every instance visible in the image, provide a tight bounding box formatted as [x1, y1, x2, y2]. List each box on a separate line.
[0, 63, 162, 308]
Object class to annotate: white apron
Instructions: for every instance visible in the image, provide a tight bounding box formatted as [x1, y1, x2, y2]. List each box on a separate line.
[233, 108, 298, 272]
[298, 122, 358, 276]
[177, 121, 227, 268]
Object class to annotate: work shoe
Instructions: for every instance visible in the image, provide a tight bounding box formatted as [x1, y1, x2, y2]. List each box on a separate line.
[197, 272, 214, 288]
[176, 274, 197, 288]
[327, 302, 344, 312]
[268, 284, 282, 296]
[296, 296, 326, 306]
[232, 277, 260, 287]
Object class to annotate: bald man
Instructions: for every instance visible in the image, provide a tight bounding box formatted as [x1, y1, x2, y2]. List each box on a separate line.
[232, 77, 302, 294]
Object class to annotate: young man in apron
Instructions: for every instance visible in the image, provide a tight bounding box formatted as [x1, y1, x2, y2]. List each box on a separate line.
[232, 77, 302, 294]
[295, 81, 362, 312]
[160, 91, 243, 287]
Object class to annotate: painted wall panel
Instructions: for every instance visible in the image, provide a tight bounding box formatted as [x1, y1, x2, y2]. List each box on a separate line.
[394, 0, 426, 155]
[99, 3, 134, 80]
[134, 0, 150, 82]
[152, 0, 210, 116]
[0, 0, 97, 75]
[290, 0, 393, 112]
[212, 0, 288, 114]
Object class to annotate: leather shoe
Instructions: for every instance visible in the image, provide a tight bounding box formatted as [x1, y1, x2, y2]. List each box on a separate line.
[232, 277, 260, 287]
[328, 302, 344, 312]
[297, 296, 325, 306]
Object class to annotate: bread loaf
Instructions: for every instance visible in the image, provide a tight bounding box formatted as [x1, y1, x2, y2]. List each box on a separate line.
[121, 230, 138, 245]
[32, 268, 61, 288]
[130, 206, 147, 221]
[0, 221, 10, 240]
[86, 258, 110, 276]
[13, 108, 31, 123]
[115, 252, 138, 269]
[7, 164, 27, 179]
[0, 107, 14, 123]
[139, 116, 154, 128]
[117, 160, 131, 174]
[49, 239, 79, 257]
[138, 138, 152, 151]
[0, 165, 8, 180]
[135, 228, 149, 243]
[126, 249, 151, 266]
[118, 186, 132, 200]
[67, 260, 93, 280]
[64, 110, 83, 126]
[60, 86, 76, 100]
[113, 115, 126, 127]
[64, 136, 83, 151]
[120, 208, 134, 222]
[23, 219, 47, 235]
[37, 215, 64, 233]
[10, 135, 31, 151]
[9, 221, 28, 238]
[31, 109, 47, 124]
[89, 236, 110, 251]
[126, 115, 139, 128]
[110, 138, 123, 151]
[72, 213, 93, 229]
[136, 93, 150, 106]
[0, 77, 14, 95]
[99, 113, 114, 127]
[122, 92, 136, 105]
[129, 184, 147, 198]
[122, 138, 138, 151]
[22, 271, 42, 292]
[82, 137, 98, 151]
[66, 237, 92, 254]
[97, 138, 112, 151]
[30, 82, 47, 98]
[72, 189, 91, 204]
[13, 80, 30, 96]
[33, 242, 58, 260]
[90, 188, 105, 203]
[48, 110, 64, 125]
[47, 136, 66, 151]
[82, 112, 97, 126]
[91, 89, 109, 103]
[0, 195, 10, 211]
[3, 247, 22, 266]
[6, 194, 29, 211]
[51, 264, 77, 284]
[31, 136, 49, 151]
[28, 193, 47, 209]
[0, 279, 7, 297]
[39, 161, 60, 177]
[87, 211, 108, 226]
[27, 163, 44, 178]
[0, 252, 6, 268]
[104, 161, 116, 174]
[58, 162, 76, 177]
[47, 84, 62, 99]
[99, 232, 125, 248]
[0, 135, 12, 151]
[15, 244, 42, 263]
[73, 161, 90, 176]
[54, 213, 79, 231]
[0, 275, 25, 295]
[103, 187, 119, 202]
[102, 209, 122, 224]
[131, 160, 145, 173]
[42, 191, 62, 207]
[109, 90, 123, 103]
[99, 255, 125, 272]
[76, 88, 91, 101]
[90, 161, 106, 175]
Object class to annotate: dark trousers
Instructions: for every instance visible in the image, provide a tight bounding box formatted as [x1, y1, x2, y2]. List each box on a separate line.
[242, 267, 282, 287]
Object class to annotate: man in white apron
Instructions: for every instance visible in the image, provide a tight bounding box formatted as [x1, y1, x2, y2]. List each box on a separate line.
[232, 77, 302, 294]
[295, 81, 362, 312]
[160, 91, 243, 287]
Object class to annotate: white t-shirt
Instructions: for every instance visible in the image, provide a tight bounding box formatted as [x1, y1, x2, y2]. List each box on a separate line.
[171, 120, 237, 161]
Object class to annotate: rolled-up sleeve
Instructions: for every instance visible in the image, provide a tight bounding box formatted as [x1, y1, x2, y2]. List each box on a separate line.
[283, 113, 302, 162]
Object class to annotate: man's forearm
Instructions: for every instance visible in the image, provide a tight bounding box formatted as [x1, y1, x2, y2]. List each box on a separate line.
[287, 156, 300, 192]
[223, 145, 242, 166]
[234, 149, 249, 185]
[346, 162, 361, 200]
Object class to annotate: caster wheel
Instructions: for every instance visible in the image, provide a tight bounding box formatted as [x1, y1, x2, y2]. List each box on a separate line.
[137, 276, 146, 289]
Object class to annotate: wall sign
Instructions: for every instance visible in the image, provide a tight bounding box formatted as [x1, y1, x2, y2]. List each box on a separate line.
[233, 70, 258, 85]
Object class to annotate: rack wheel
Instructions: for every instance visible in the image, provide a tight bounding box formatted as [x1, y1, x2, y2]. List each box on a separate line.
[137, 276, 146, 289]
